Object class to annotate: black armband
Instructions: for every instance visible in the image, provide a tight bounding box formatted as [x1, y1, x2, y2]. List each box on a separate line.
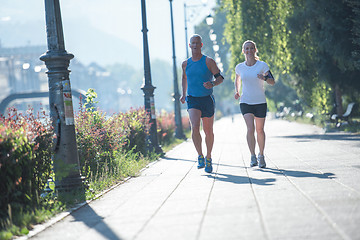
[264, 70, 274, 81]
[214, 72, 224, 80]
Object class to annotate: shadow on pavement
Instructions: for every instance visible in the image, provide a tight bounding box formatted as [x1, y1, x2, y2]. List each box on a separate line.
[208, 173, 276, 186]
[163, 156, 196, 163]
[70, 204, 122, 240]
[163, 157, 247, 170]
[277, 133, 360, 142]
[259, 167, 335, 179]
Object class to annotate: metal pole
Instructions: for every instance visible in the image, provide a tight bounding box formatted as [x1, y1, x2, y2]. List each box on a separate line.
[40, 0, 84, 195]
[140, 0, 162, 153]
[170, 0, 185, 139]
[184, 3, 189, 59]
[183, 3, 207, 59]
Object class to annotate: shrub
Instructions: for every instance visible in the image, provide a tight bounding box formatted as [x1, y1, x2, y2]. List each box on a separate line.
[157, 111, 190, 146]
[0, 108, 53, 230]
[75, 91, 150, 184]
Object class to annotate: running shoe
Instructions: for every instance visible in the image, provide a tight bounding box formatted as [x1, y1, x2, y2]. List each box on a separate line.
[258, 155, 266, 168]
[250, 155, 258, 167]
[205, 158, 213, 173]
[197, 155, 205, 169]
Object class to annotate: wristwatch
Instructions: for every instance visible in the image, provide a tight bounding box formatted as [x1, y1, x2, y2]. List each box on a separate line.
[211, 81, 215, 87]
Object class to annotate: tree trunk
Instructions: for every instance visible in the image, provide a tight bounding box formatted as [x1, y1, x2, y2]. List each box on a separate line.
[335, 84, 343, 115]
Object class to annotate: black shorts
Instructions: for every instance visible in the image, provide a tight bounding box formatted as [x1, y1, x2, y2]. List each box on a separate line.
[240, 103, 267, 118]
[186, 95, 215, 118]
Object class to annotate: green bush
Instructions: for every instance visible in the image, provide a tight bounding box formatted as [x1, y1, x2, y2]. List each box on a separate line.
[0, 108, 53, 230]
[157, 111, 190, 146]
[75, 105, 150, 183]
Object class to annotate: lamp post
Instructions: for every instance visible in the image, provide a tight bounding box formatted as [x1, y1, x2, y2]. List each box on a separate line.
[40, 0, 84, 196]
[169, 0, 185, 139]
[183, 2, 207, 58]
[140, 0, 162, 153]
[184, 3, 190, 59]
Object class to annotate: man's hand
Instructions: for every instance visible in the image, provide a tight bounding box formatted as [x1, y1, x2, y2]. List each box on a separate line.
[203, 81, 214, 89]
[234, 92, 240, 100]
[180, 95, 186, 104]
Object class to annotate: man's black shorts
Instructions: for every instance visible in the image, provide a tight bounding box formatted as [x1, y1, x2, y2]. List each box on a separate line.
[186, 95, 215, 118]
[240, 103, 267, 118]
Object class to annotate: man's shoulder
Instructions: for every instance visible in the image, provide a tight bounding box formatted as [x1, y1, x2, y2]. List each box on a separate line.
[205, 55, 215, 63]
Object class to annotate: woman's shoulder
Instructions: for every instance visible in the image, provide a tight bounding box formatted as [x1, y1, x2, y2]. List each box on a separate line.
[257, 60, 269, 66]
[235, 61, 246, 68]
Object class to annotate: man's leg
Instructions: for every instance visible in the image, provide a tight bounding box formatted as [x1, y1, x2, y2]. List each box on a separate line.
[202, 115, 214, 159]
[188, 108, 203, 156]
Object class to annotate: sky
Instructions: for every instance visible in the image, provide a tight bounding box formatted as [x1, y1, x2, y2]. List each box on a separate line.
[0, 0, 216, 68]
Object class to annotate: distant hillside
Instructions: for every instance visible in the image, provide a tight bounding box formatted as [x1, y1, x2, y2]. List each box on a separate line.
[0, 18, 142, 68]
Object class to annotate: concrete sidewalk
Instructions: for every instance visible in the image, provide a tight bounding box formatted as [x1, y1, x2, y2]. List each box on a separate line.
[30, 115, 360, 240]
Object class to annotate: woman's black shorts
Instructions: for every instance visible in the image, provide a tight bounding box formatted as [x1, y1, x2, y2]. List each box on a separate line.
[240, 103, 267, 118]
[186, 95, 215, 118]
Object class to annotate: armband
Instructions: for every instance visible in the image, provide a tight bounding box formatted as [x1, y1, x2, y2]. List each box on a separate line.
[214, 72, 224, 80]
[264, 70, 274, 81]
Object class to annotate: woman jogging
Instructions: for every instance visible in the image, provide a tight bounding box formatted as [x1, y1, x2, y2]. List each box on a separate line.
[234, 40, 275, 168]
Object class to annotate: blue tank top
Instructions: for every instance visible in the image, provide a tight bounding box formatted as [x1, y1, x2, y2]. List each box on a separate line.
[186, 55, 213, 97]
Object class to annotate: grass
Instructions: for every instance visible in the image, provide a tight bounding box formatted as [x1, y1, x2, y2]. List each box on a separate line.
[278, 113, 360, 133]
[0, 199, 65, 240]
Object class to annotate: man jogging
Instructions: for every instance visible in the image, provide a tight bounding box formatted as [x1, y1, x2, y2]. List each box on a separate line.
[180, 34, 224, 173]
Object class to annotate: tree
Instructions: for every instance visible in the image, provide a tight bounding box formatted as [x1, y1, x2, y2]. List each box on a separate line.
[222, 0, 360, 117]
[287, 0, 360, 114]
[222, 0, 299, 111]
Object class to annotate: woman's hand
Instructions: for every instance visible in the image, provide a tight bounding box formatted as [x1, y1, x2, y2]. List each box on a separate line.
[257, 73, 265, 81]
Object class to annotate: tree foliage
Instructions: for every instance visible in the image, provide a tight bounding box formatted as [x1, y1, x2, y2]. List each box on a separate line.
[221, 0, 360, 116]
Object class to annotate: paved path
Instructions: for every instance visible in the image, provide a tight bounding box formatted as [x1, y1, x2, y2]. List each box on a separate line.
[30, 115, 360, 240]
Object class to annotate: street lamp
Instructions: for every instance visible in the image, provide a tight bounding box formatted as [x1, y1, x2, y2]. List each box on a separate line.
[40, 0, 84, 197]
[140, 0, 162, 153]
[209, 29, 217, 42]
[212, 44, 219, 52]
[169, 0, 185, 139]
[205, 14, 214, 26]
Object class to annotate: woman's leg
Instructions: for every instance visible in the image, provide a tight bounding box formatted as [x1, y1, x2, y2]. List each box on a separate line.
[255, 117, 266, 156]
[243, 113, 256, 156]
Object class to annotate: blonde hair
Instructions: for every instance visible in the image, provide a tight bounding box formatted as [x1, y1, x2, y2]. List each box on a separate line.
[242, 40, 259, 60]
